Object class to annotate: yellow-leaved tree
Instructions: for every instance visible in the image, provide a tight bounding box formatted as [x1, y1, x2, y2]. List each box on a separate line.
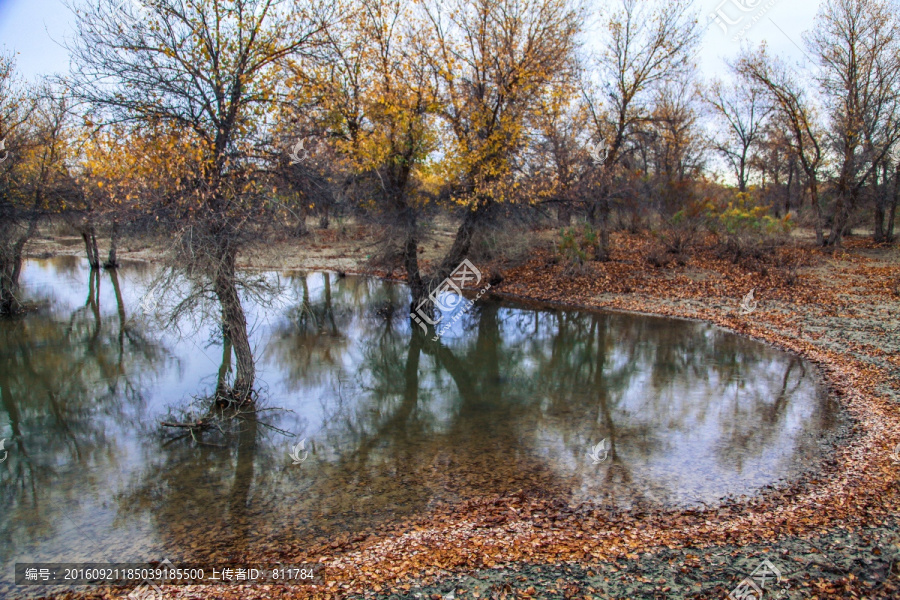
[296, 0, 440, 303]
[1, 56, 74, 314]
[423, 0, 583, 282]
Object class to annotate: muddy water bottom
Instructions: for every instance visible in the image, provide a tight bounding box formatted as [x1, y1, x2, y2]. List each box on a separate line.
[0, 257, 842, 597]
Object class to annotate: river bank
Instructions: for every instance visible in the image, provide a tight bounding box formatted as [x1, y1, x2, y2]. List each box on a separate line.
[26, 227, 900, 599]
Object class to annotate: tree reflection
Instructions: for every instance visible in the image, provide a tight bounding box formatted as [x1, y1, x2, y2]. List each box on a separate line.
[0, 264, 840, 580]
[0, 266, 164, 572]
[263, 272, 356, 388]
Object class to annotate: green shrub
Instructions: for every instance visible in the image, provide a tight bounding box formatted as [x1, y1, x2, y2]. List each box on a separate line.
[706, 191, 793, 235]
[558, 224, 599, 273]
[704, 191, 794, 263]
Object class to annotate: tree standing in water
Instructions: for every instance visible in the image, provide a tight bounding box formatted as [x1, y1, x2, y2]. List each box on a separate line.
[68, 0, 335, 401]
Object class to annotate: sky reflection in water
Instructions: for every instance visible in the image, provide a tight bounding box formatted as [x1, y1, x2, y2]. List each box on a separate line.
[0, 257, 841, 595]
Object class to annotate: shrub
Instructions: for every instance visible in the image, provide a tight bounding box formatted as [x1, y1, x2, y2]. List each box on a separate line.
[705, 191, 793, 264]
[646, 199, 707, 266]
[558, 224, 599, 274]
[646, 246, 672, 268]
[709, 192, 793, 235]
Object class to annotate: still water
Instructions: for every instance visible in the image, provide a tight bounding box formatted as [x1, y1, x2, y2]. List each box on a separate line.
[0, 257, 840, 595]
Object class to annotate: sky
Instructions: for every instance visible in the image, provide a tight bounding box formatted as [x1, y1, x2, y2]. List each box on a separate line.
[0, 0, 821, 82]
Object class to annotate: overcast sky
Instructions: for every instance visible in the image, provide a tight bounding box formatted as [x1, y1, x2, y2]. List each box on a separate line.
[0, 0, 821, 83]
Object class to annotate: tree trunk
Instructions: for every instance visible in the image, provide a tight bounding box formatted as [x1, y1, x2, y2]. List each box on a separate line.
[104, 220, 120, 268]
[433, 198, 490, 284]
[809, 176, 825, 247]
[400, 204, 427, 309]
[586, 202, 598, 226]
[81, 218, 101, 269]
[296, 205, 309, 237]
[594, 194, 611, 261]
[0, 215, 40, 316]
[828, 175, 858, 247]
[212, 246, 255, 403]
[785, 158, 795, 215]
[874, 187, 886, 243]
[557, 202, 573, 226]
[0, 256, 21, 316]
[404, 229, 426, 306]
[888, 163, 900, 242]
[408, 198, 490, 332]
[772, 165, 782, 218]
[216, 338, 233, 398]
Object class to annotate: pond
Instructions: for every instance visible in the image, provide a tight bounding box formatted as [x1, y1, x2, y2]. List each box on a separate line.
[0, 257, 841, 596]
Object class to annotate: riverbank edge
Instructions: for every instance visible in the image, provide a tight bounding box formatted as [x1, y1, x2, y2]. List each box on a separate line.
[27, 234, 900, 600]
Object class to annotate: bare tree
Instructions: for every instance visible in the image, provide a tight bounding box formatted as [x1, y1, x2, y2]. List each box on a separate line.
[752, 121, 801, 217]
[737, 49, 828, 246]
[704, 78, 772, 193]
[808, 0, 900, 246]
[640, 77, 707, 219]
[583, 0, 700, 260]
[530, 82, 592, 226]
[873, 155, 900, 241]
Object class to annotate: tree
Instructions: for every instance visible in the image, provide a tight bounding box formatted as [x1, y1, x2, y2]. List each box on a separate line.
[751, 121, 800, 217]
[807, 0, 900, 246]
[0, 55, 33, 315]
[1, 58, 72, 315]
[737, 48, 828, 246]
[644, 77, 706, 216]
[75, 126, 127, 269]
[583, 0, 701, 260]
[305, 0, 440, 303]
[872, 154, 900, 242]
[422, 0, 582, 282]
[67, 0, 334, 402]
[526, 72, 595, 227]
[704, 78, 772, 193]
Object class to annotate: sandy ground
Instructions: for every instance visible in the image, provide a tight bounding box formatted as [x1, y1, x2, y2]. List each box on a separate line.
[24, 225, 900, 599]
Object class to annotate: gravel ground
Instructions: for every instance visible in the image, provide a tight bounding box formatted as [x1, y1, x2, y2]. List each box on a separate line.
[348, 518, 900, 599]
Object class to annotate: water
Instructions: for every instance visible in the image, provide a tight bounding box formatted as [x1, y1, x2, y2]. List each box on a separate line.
[0, 257, 840, 596]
